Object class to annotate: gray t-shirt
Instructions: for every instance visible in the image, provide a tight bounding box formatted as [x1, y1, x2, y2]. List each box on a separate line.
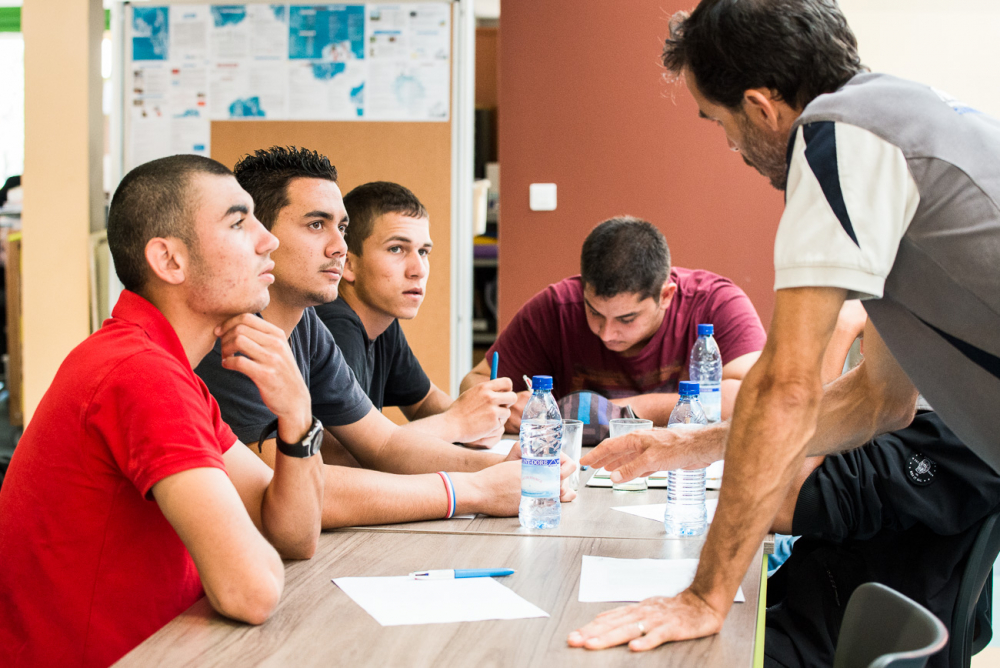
[195, 307, 373, 444]
[778, 73, 1000, 471]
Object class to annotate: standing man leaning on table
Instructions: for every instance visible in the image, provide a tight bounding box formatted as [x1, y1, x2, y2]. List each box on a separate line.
[0, 156, 325, 667]
[315, 180, 514, 448]
[462, 216, 767, 427]
[570, 0, 1000, 652]
[195, 146, 575, 529]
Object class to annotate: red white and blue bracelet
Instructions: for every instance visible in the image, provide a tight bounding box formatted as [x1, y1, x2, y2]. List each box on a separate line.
[437, 471, 456, 519]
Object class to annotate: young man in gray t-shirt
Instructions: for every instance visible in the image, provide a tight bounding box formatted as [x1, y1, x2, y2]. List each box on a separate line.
[196, 147, 576, 529]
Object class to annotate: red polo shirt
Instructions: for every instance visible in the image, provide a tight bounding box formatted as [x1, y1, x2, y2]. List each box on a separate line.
[0, 290, 237, 668]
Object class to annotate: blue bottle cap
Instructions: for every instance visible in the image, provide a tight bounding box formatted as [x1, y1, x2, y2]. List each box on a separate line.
[678, 381, 700, 396]
[697, 324, 714, 337]
[531, 375, 553, 391]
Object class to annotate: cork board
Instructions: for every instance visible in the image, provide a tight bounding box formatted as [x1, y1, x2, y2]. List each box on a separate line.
[211, 120, 453, 407]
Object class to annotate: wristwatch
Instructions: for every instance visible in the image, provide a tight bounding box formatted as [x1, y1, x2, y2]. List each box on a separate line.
[257, 416, 324, 458]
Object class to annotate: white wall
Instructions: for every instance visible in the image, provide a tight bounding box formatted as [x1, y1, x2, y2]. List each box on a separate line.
[840, 0, 1000, 117]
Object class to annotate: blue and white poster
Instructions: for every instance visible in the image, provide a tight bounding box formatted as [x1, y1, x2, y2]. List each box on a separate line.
[132, 7, 170, 61]
[127, 3, 450, 167]
[289, 5, 365, 60]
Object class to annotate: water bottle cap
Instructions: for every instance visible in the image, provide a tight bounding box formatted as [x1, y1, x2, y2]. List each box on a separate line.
[697, 324, 714, 337]
[678, 381, 700, 396]
[531, 375, 553, 391]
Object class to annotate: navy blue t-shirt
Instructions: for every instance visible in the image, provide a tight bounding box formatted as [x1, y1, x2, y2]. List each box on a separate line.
[196, 307, 373, 444]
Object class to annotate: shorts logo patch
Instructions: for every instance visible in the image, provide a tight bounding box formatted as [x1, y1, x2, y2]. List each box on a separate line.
[907, 453, 937, 485]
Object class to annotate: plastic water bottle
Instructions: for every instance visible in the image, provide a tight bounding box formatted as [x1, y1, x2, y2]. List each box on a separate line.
[664, 381, 708, 537]
[518, 375, 562, 529]
[689, 324, 722, 423]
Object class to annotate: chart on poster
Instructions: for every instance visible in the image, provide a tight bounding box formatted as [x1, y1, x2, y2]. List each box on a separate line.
[126, 3, 452, 168]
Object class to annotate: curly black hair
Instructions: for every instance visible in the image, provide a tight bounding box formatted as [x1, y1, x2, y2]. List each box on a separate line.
[233, 146, 338, 230]
[662, 0, 865, 110]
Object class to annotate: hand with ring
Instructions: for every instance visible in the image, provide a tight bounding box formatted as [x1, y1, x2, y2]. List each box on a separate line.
[567, 588, 725, 651]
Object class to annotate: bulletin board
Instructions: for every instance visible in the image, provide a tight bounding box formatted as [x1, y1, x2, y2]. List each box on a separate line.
[116, 0, 472, 395]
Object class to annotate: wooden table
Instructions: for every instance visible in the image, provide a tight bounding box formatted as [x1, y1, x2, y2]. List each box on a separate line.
[116, 530, 764, 667]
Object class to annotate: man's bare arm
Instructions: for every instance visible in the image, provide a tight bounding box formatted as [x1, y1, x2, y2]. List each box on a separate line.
[400, 379, 516, 446]
[820, 300, 866, 384]
[216, 314, 324, 559]
[253, 436, 575, 527]
[771, 456, 825, 534]
[329, 406, 507, 474]
[570, 286, 845, 651]
[153, 468, 284, 625]
[583, 317, 917, 481]
[805, 319, 918, 456]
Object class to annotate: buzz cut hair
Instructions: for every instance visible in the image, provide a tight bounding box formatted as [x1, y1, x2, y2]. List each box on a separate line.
[107, 154, 232, 294]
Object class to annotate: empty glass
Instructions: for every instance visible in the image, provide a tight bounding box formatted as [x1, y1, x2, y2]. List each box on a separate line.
[561, 419, 584, 491]
[609, 418, 654, 491]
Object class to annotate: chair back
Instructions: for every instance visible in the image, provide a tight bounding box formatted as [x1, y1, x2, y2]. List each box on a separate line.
[833, 582, 948, 668]
[950, 508, 1000, 667]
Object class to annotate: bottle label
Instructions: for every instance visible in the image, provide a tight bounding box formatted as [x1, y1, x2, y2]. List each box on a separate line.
[521, 457, 560, 498]
[699, 385, 722, 423]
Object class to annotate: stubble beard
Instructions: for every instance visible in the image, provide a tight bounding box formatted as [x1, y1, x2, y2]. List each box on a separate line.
[736, 113, 790, 191]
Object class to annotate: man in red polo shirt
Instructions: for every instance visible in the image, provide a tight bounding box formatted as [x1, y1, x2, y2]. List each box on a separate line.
[0, 155, 325, 667]
[462, 216, 766, 427]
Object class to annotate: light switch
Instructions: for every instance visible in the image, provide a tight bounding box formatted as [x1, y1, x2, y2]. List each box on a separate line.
[529, 183, 557, 211]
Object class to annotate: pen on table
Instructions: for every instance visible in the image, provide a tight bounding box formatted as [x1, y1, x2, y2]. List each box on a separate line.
[410, 568, 515, 580]
[490, 351, 499, 380]
[522, 375, 532, 391]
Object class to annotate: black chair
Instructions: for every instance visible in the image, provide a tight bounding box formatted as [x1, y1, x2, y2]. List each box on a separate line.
[833, 582, 948, 668]
[950, 508, 1000, 667]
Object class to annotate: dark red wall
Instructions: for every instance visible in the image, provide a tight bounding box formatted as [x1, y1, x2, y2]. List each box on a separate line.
[497, 1, 784, 331]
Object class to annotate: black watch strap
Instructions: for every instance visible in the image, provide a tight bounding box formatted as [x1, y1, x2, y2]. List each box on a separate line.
[257, 417, 324, 458]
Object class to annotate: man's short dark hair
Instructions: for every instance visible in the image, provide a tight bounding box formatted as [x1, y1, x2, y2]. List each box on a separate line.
[662, 0, 864, 110]
[342, 181, 428, 256]
[107, 154, 232, 294]
[233, 146, 338, 230]
[580, 216, 670, 301]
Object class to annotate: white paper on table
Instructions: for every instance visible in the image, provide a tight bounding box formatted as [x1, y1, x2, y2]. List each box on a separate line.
[485, 438, 517, 456]
[332, 576, 549, 626]
[587, 461, 724, 489]
[611, 499, 718, 524]
[578, 555, 744, 603]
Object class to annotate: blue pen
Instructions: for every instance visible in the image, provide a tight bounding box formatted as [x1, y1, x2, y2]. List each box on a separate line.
[410, 568, 515, 580]
[490, 351, 499, 380]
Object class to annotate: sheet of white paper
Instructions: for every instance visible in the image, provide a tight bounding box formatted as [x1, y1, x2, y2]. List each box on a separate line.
[611, 499, 718, 524]
[332, 576, 549, 626]
[578, 555, 744, 603]
[485, 438, 517, 456]
[588, 461, 724, 489]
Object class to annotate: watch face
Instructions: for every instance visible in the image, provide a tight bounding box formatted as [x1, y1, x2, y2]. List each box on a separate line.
[307, 418, 324, 451]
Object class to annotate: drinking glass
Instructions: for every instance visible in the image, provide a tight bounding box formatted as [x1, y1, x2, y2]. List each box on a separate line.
[609, 418, 654, 491]
[561, 419, 584, 491]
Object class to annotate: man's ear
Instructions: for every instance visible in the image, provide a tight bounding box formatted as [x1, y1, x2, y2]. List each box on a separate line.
[659, 280, 678, 309]
[742, 88, 785, 132]
[144, 237, 189, 287]
[342, 252, 358, 284]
